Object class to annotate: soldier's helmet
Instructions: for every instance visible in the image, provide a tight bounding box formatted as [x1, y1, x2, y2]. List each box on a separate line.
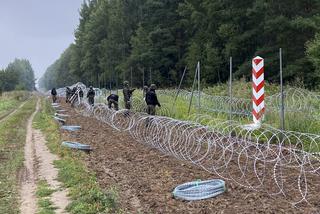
[150, 84, 156, 90]
[123, 81, 129, 86]
[143, 85, 149, 90]
[89, 86, 93, 89]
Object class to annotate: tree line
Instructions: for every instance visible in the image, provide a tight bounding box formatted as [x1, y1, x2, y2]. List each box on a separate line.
[0, 59, 35, 92]
[39, 0, 320, 91]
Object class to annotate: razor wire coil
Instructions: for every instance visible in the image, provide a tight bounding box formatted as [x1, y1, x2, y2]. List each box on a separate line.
[54, 83, 320, 208]
[173, 179, 226, 201]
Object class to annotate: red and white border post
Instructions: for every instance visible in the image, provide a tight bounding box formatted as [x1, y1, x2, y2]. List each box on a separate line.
[252, 56, 265, 125]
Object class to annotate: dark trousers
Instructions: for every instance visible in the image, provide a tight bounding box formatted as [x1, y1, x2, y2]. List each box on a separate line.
[125, 100, 131, 109]
[52, 95, 57, 103]
[147, 105, 156, 115]
[88, 97, 94, 106]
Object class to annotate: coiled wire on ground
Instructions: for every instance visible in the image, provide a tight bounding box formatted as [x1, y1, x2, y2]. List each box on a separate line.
[72, 100, 320, 207]
[61, 141, 91, 151]
[173, 179, 225, 201]
[61, 125, 81, 131]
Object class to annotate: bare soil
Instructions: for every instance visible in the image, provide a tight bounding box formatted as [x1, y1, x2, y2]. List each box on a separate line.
[60, 102, 320, 214]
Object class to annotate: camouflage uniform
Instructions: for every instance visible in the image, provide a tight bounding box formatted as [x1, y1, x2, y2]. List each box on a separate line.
[51, 88, 57, 103]
[107, 94, 119, 110]
[66, 87, 72, 103]
[143, 85, 149, 100]
[87, 87, 95, 106]
[122, 81, 135, 109]
[79, 88, 84, 100]
[145, 84, 161, 115]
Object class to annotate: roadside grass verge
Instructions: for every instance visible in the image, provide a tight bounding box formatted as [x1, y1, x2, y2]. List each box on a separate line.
[33, 98, 121, 214]
[0, 96, 36, 214]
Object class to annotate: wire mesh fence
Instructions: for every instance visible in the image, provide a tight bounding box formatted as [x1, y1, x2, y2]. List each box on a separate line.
[51, 83, 320, 207]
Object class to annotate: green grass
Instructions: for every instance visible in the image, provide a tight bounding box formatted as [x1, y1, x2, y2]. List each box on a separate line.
[0, 91, 31, 118]
[203, 79, 282, 98]
[37, 199, 55, 214]
[112, 80, 319, 151]
[157, 81, 320, 134]
[0, 99, 18, 115]
[95, 81, 320, 151]
[33, 98, 122, 214]
[36, 180, 55, 198]
[36, 180, 56, 214]
[0, 96, 36, 214]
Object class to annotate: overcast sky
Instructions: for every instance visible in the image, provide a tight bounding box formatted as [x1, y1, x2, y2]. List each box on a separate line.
[0, 0, 83, 81]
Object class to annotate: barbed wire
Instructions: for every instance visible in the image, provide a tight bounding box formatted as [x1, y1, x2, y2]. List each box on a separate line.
[157, 89, 320, 120]
[51, 83, 320, 208]
[72, 99, 320, 208]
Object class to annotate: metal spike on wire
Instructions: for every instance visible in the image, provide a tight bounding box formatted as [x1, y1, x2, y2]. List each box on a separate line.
[69, 96, 320, 207]
[56, 82, 320, 208]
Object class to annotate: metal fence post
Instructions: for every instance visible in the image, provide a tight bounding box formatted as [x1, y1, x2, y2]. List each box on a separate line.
[142, 67, 145, 87]
[149, 67, 152, 84]
[188, 65, 198, 115]
[130, 67, 133, 87]
[229, 57, 233, 121]
[174, 66, 187, 106]
[280, 48, 285, 131]
[197, 61, 201, 113]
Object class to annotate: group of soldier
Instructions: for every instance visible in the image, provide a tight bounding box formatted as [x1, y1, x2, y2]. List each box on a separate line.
[51, 81, 161, 115]
[64, 86, 85, 106]
[107, 81, 161, 115]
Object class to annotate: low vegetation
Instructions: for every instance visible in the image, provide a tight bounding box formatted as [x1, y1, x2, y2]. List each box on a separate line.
[33, 98, 121, 214]
[36, 180, 56, 214]
[0, 91, 30, 118]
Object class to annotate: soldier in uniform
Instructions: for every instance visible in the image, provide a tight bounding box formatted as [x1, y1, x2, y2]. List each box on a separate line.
[122, 81, 135, 109]
[87, 86, 95, 106]
[143, 85, 149, 100]
[51, 88, 57, 103]
[145, 84, 161, 115]
[107, 93, 119, 110]
[72, 87, 77, 96]
[65, 87, 72, 103]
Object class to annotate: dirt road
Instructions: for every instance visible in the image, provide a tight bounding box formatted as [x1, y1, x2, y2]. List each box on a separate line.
[19, 99, 69, 214]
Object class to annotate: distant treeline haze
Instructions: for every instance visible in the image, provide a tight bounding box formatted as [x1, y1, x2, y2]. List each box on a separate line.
[39, 0, 320, 90]
[0, 59, 35, 92]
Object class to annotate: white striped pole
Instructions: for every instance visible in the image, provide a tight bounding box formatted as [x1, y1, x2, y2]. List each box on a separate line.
[252, 56, 265, 124]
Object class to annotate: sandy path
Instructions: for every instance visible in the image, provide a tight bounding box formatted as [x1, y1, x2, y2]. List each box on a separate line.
[19, 100, 39, 213]
[20, 99, 69, 214]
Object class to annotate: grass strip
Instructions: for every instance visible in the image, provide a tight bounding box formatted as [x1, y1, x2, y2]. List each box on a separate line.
[36, 180, 56, 214]
[33, 98, 121, 214]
